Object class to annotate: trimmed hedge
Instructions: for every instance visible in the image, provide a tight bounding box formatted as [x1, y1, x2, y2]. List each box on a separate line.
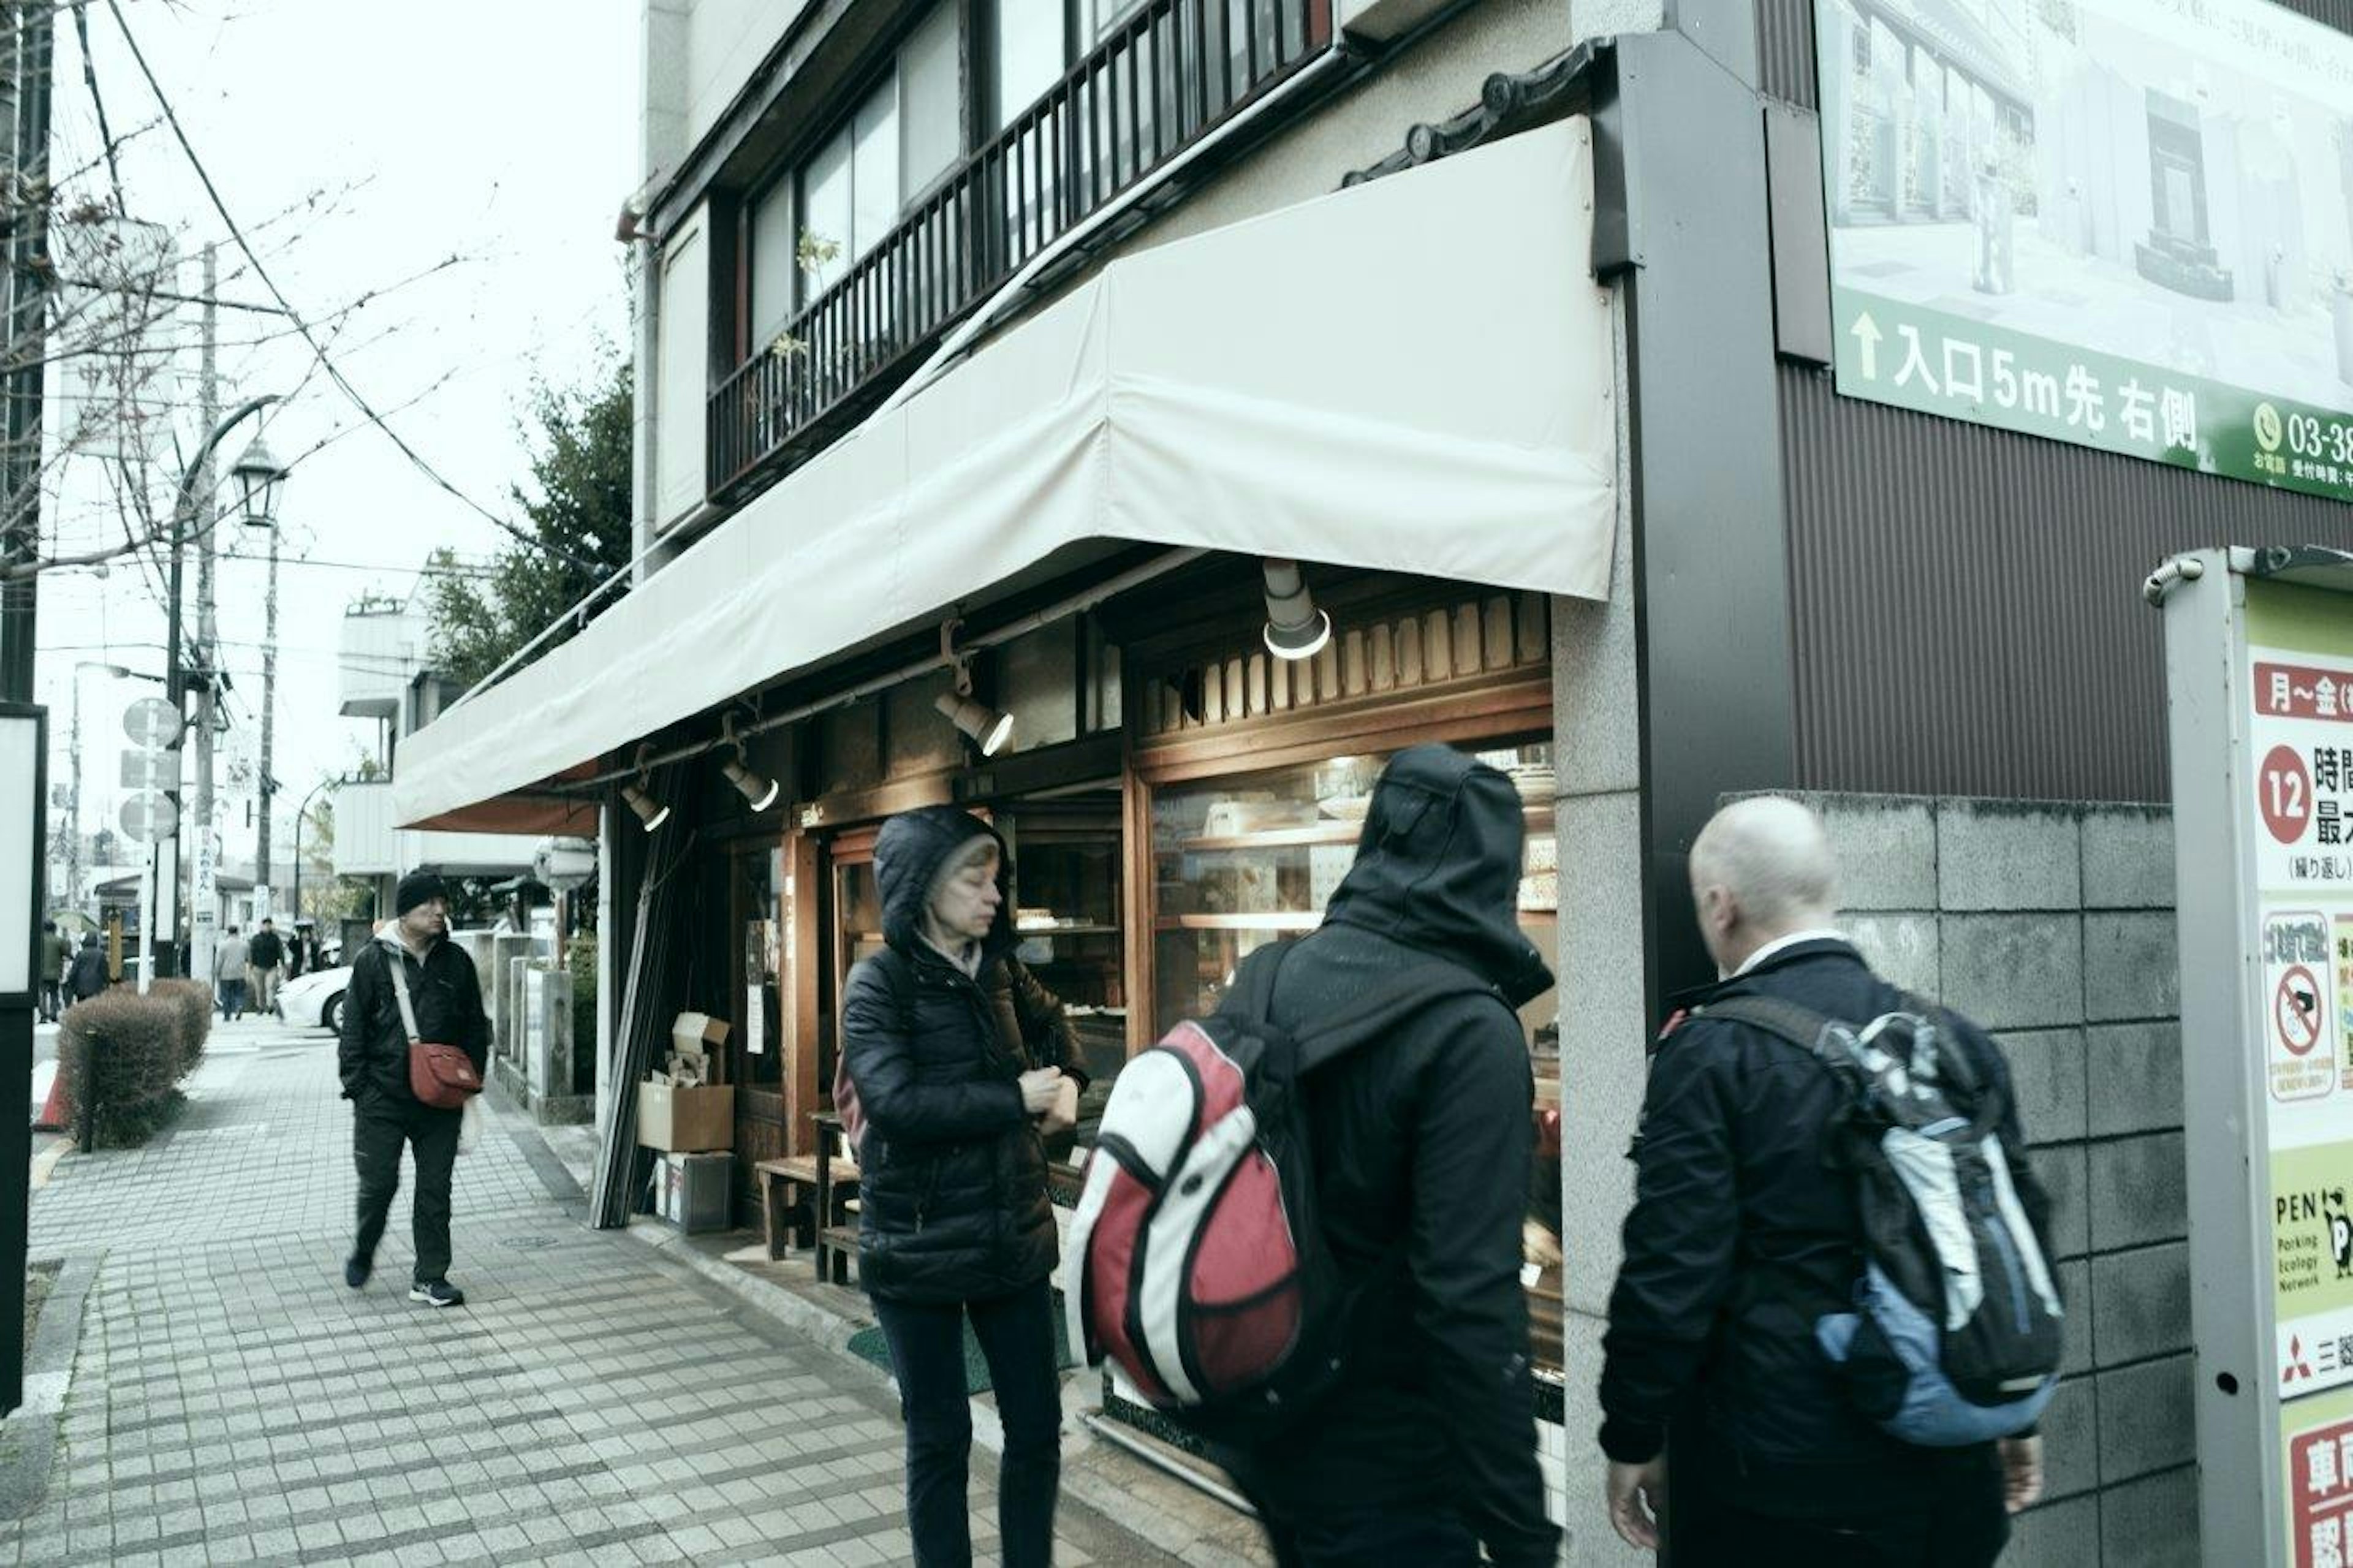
[57, 987, 204, 1146]
[153, 979, 213, 1075]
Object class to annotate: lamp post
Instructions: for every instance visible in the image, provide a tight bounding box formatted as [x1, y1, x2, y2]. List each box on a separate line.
[157, 394, 282, 979]
[232, 436, 289, 909]
[289, 773, 338, 937]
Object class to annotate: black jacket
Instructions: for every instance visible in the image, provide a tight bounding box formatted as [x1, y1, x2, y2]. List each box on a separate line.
[338, 934, 491, 1105]
[66, 945, 108, 1001]
[1599, 937, 2052, 1517]
[842, 808, 1082, 1305]
[1212, 745, 1559, 1568]
[248, 930, 284, 970]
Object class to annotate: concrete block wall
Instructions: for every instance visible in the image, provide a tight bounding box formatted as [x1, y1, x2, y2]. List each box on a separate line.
[1815, 795, 2189, 1568]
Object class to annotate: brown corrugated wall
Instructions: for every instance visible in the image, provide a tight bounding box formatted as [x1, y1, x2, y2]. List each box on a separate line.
[1757, 0, 2353, 802]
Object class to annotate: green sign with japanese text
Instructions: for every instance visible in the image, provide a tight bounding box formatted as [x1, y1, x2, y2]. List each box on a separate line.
[1815, 0, 2353, 504]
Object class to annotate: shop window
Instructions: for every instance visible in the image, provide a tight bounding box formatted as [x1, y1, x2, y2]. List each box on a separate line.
[1001, 802, 1126, 1148]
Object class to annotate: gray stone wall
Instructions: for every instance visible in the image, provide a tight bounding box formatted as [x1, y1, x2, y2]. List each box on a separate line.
[1817, 794, 2190, 1568]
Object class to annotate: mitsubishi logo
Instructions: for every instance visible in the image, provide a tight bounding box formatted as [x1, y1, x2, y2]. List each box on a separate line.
[2287, 1336, 2317, 1386]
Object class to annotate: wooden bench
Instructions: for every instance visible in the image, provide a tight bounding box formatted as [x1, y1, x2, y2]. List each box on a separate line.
[754, 1152, 860, 1263]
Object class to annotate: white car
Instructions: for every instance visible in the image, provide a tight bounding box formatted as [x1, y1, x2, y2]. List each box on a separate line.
[276, 964, 354, 1033]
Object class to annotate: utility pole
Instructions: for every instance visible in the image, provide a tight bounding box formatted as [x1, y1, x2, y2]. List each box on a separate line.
[0, 0, 55, 1426]
[188, 242, 219, 991]
[0, 0, 51, 701]
[254, 512, 278, 898]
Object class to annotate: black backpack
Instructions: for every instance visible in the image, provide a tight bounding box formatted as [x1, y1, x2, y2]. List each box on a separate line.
[1697, 995, 2064, 1445]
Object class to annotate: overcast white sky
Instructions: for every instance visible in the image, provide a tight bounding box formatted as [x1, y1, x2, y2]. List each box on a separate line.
[29, 0, 634, 881]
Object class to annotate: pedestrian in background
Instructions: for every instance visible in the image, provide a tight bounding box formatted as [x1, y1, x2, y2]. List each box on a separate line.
[1599, 797, 2052, 1566]
[841, 806, 1083, 1568]
[37, 920, 64, 1023]
[338, 871, 490, 1308]
[214, 926, 251, 1020]
[248, 918, 286, 1016]
[66, 932, 108, 1004]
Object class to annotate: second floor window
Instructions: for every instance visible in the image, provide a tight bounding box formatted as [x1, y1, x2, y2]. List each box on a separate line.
[750, 1, 961, 330]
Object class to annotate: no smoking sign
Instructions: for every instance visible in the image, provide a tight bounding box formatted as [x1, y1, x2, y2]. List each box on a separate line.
[2280, 965, 2325, 1056]
[2269, 911, 2339, 1103]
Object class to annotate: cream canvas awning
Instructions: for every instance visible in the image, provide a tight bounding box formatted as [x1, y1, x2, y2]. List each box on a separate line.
[394, 118, 1616, 830]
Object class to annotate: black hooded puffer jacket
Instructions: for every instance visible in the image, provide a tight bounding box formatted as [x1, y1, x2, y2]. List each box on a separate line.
[1210, 744, 1561, 1568]
[841, 807, 1080, 1305]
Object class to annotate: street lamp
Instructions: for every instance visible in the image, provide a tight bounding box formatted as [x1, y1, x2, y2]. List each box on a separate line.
[235, 434, 292, 905]
[157, 394, 283, 979]
[230, 435, 287, 525]
[289, 773, 341, 937]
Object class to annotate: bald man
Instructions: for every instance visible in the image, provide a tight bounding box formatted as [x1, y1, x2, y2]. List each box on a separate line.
[1597, 797, 2050, 1567]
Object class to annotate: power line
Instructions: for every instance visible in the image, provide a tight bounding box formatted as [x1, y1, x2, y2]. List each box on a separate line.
[101, 0, 595, 574]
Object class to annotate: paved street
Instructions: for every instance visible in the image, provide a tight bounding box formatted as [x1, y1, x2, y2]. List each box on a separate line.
[10, 1021, 1182, 1566]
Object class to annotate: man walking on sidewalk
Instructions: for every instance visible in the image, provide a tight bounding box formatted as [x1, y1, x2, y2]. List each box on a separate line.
[338, 871, 490, 1308]
[248, 918, 286, 1017]
[214, 926, 251, 1020]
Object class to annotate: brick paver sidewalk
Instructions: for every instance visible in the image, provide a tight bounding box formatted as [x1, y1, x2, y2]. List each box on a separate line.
[10, 1023, 1177, 1566]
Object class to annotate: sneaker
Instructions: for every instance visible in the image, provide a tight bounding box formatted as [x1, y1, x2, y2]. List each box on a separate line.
[409, 1280, 465, 1308]
[343, 1255, 371, 1289]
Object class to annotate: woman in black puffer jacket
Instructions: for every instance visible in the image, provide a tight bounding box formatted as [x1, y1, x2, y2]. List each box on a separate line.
[842, 806, 1083, 1568]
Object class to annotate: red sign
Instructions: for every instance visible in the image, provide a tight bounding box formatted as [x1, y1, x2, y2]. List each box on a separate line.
[2259, 663, 2353, 724]
[2268, 744, 2318, 844]
[2292, 1417, 2353, 1567]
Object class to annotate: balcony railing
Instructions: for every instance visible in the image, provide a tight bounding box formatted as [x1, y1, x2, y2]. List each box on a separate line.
[708, 0, 1333, 499]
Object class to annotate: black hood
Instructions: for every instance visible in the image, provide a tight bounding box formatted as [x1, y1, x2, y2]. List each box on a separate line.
[874, 806, 1016, 960]
[1323, 744, 1553, 1006]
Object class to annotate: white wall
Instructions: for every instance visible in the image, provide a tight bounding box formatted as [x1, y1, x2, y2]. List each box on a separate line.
[684, 0, 806, 156]
[338, 608, 420, 719]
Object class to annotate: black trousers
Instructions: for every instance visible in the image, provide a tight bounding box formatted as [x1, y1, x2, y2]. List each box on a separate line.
[1670, 1458, 2010, 1568]
[1251, 1498, 1480, 1568]
[870, 1279, 1061, 1568]
[352, 1094, 461, 1284]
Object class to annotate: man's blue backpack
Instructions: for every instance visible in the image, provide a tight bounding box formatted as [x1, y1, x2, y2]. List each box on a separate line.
[1697, 996, 2063, 1446]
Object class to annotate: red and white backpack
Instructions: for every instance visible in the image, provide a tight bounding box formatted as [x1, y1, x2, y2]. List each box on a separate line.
[1063, 943, 1504, 1437]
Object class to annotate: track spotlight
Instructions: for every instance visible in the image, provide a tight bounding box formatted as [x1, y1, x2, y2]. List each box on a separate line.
[936, 691, 1015, 757]
[936, 617, 1015, 757]
[623, 744, 670, 831]
[1261, 558, 1332, 662]
[719, 714, 781, 811]
[722, 756, 779, 811]
[622, 781, 670, 831]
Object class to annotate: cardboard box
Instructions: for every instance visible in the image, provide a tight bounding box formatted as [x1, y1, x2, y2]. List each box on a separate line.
[657, 1151, 733, 1233]
[638, 1081, 735, 1151]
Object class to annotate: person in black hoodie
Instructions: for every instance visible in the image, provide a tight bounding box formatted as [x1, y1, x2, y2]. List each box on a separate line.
[841, 806, 1085, 1568]
[337, 871, 490, 1308]
[1599, 795, 2049, 1565]
[66, 932, 108, 1002]
[1208, 744, 1559, 1568]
